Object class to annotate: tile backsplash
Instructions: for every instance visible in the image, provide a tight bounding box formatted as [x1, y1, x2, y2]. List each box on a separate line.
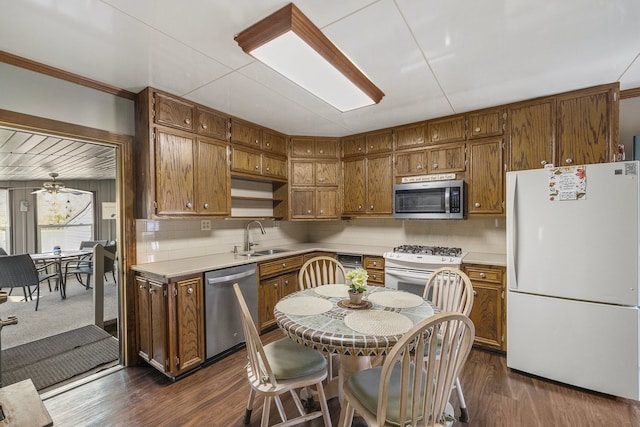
[135, 217, 505, 264]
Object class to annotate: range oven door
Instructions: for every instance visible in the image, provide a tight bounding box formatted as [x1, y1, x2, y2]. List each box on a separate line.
[384, 266, 432, 297]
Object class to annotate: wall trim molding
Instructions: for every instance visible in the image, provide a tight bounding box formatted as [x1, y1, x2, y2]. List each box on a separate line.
[0, 50, 136, 100]
[621, 87, 640, 100]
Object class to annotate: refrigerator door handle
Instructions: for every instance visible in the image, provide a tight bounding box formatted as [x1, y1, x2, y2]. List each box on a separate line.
[507, 173, 518, 289]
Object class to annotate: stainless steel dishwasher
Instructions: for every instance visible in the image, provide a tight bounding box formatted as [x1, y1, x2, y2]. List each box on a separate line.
[204, 263, 258, 360]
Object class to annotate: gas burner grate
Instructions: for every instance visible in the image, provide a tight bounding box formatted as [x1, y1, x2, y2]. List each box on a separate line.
[393, 245, 462, 257]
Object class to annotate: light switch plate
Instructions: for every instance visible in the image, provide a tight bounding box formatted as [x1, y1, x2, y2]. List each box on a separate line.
[201, 220, 212, 231]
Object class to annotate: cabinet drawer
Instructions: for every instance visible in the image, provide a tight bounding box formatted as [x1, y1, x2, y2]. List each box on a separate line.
[364, 256, 384, 270]
[259, 255, 303, 278]
[464, 265, 503, 284]
[366, 270, 385, 286]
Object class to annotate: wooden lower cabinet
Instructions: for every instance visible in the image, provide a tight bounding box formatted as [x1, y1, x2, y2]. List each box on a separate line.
[364, 256, 385, 287]
[136, 275, 205, 377]
[258, 255, 303, 331]
[462, 264, 506, 352]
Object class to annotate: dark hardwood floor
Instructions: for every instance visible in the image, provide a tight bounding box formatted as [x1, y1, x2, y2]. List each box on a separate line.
[43, 329, 640, 426]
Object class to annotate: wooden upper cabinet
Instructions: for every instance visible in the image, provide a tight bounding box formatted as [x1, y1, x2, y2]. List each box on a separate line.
[154, 92, 195, 132]
[556, 84, 618, 166]
[427, 143, 466, 174]
[262, 154, 287, 179]
[366, 154, 393, 214]
[467, 137, 504, 215]
[154, 129, 197, 215]
[427, 115, 466, 144]
[508, 98, 556, 171]
[291, 137, 339, 158]
[262, 130, 287, 156]
[230, 146, 261, 175]
[196, 108, 229, 140]
[395, 123, 426, 150]
[395, 149, 427, 177]
[196, 138, 230, 215]
[315, 138, 339, 158]
[365, 130, 393, 154]
[342, 135, 366, 157]
[342, 157, 366, 213]
[231, 119, 261, 148]
[468, 109, 504, 139]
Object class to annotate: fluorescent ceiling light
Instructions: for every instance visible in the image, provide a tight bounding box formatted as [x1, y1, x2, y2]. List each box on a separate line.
[235, 3, 384, 112]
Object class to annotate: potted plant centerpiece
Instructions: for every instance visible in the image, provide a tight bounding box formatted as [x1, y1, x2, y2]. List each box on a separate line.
[346, 267, 368, 305]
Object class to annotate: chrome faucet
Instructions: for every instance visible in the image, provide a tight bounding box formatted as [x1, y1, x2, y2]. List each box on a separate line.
[244, 220, 266, 252]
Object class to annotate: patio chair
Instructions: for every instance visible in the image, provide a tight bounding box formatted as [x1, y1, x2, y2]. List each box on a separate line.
[0, 254, 61, 311]
[64, 243, 115, 290]
[338, 312, 475, 427]
[233, 283, 331, 427]
[423, 267, 475, 422]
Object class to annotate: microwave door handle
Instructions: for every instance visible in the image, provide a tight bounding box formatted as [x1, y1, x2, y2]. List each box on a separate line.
[445, 187, 451, 213]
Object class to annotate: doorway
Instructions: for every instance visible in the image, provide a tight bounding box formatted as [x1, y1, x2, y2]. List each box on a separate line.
[0, 110, 135, 391]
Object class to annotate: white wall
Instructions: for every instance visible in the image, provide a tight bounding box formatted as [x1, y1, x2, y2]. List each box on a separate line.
[307, 217, 506, 254]
[135, 218, 309, 263]
[135, 216, 506, 263]
[620, 97, 640, 159]
[0, 62, 134, 135]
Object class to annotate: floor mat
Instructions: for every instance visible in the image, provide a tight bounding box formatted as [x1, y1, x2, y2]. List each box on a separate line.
[1, 324, 119, 390]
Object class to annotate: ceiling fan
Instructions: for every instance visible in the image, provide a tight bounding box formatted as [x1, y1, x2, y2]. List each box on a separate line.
[31, 173, 91, 195]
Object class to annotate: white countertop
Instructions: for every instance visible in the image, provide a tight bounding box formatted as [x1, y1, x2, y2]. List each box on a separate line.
[131, 243, 506, 281]
[131, 243, 388, 281]
[462, 252, 506, 267]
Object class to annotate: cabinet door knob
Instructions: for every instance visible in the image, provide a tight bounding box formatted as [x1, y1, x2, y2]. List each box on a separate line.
[480, 272, 486, 278]
[307, 210, 312, 214]
[475, 127, 481, 132]
[282, 263, 286, 268]
[433, 163, 438, 169]
[255, 139, 259, 144]
[319, 149, 324, 154]
[474, 202, 481, 208]
[307, 149, 312, 153]
[203, 203, 209, 209]
[565, 158, 573, 164]
[370, 145, 374, 150]
[358, 147, 362, 152]
[358, 205, 362, 210]
[284, 280, 289, 285]
[473, 290, 478, 296]
[373, 261, 377, 266]
[416, 165, 422, 170]
[265, 143, 271, 147]
[370, 205, 374, 210]
[319, 210, 324, 214]
[149, 288, 154, 294]
[187, 287, 193, 294]
[255, 165, 259, 170]
[541, 160, 547, 166]
[186, 202, 193, 209]
[201, 123, 207, 129]
[273, 283, 278, 289]
[139, 284, 145, 289]
[184, 118, 191, 125]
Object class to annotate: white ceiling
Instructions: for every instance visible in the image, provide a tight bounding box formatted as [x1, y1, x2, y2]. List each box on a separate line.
[1, 0, 639, 139]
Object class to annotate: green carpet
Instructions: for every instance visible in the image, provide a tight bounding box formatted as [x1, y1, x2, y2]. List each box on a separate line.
[1, 324, 118, 390]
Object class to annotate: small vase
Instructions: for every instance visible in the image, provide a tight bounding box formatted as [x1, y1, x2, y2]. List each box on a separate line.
[348, 291, 364, 305]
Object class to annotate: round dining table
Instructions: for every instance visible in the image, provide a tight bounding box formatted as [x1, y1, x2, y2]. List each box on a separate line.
[274, 285, 436, 402]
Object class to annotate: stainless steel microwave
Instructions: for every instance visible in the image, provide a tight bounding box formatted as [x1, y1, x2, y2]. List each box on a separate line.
[393, 180, 465, 219]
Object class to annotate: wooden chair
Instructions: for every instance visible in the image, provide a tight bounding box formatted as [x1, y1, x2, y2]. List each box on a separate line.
[297, 255, 347, 379]
[338, 312, 475, 427]
[298, 256, 346, 290]
[0, 254, 60, 311]
[423, 267, 474, 422]
[233, 283, 331, 427]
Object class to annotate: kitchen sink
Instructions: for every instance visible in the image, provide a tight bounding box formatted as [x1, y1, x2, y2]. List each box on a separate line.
[254, 248, 289, 256]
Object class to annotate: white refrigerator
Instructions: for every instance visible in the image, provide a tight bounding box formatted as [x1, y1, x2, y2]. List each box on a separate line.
[506, 161, 640, 400]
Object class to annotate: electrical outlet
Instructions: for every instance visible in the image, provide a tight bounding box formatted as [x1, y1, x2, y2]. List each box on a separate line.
[200, 220, 212, 231]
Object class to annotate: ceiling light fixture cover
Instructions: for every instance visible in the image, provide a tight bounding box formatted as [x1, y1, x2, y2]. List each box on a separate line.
[235, 3, 384, 112]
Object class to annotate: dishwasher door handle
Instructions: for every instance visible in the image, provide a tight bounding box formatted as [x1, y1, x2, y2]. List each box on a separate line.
[207, 268, 256, 285]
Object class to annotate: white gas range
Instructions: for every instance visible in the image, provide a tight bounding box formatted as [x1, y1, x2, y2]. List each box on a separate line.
[383, 245, 466, 295]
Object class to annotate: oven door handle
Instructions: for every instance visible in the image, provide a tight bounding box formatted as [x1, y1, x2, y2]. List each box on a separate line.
[385, 268, 431, 284]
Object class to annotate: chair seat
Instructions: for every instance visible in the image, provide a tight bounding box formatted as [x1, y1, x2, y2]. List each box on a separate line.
[346, 363, 454, 427]
[263, 338, 326, 380]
